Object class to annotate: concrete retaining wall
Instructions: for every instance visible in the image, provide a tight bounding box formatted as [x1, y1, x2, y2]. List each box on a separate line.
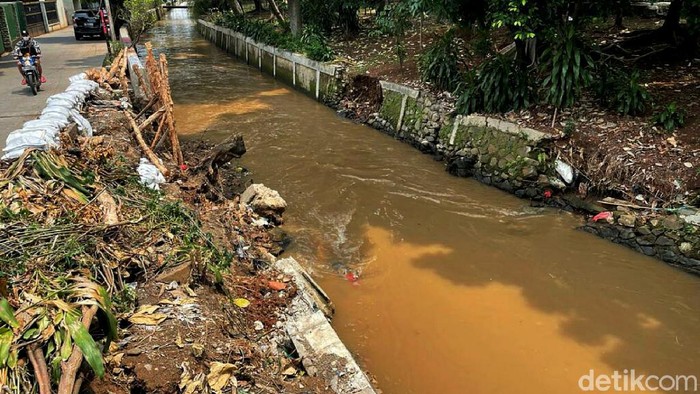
[197, 19, 344, 104]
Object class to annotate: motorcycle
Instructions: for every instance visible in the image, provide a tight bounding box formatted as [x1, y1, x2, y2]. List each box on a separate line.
[17, 54, 41, 95]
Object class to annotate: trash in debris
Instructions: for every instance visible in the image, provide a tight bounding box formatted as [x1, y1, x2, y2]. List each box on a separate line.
[345, 272, 359, 284]
[591, 211, 613, 222]
[137, 158, 166, 190]
[233, 298, 251, 308]
[268, 281, 287, 291]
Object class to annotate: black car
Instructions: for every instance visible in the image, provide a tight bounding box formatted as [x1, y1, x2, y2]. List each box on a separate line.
[72, 9, 107, 39]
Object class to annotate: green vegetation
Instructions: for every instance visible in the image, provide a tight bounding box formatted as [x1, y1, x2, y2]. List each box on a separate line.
[540, 25, 593, 109]
[210, 11, 334, 61]
[419, 29, 463, 91]
[456, 55, 534, 114]
[654, 102, 686, 132]
[122, 0, 163, 44]
[197, 0, 697, 119]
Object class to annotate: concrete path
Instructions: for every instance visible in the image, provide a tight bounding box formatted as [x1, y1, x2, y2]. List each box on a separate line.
[0, 27, 106, 149]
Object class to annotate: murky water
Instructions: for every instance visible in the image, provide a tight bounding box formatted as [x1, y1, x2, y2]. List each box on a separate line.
[148, 11, 700, 393]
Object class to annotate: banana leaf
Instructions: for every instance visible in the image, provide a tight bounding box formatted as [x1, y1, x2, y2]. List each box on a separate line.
[64, 312, 104, 378]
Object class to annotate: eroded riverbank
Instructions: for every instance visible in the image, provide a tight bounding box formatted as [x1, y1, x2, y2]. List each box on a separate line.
[152, 11, 700, 394]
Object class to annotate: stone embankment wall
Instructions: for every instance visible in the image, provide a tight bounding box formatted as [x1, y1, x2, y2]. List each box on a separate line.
[368, 80, 556, 199]
[367, 81, 699, 274]
[197, 20, 344, 104]
[197, 19, 699, 274]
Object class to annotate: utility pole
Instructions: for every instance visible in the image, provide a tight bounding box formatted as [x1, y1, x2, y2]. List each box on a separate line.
[104, 0, 117, 41]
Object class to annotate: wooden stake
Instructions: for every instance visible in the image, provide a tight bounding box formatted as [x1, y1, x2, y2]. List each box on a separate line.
[150, 115, 167, 150]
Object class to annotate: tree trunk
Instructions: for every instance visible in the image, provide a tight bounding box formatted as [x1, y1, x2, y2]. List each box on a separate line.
[514, 39, 528, 67]
[288, 0, 301, 36]
[253, 0, 262, 12]
[661, 0, 684, 33]
[230, 0, 244, 14]
[614, 0, 624, 28]
[267, 0, 285, 24]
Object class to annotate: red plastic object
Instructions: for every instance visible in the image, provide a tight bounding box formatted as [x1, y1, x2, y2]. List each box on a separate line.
[544, 190, 552, 199]
[345, 272, 359, 283]
[591, 211, 613, 222]
[179, 164, 188, 171]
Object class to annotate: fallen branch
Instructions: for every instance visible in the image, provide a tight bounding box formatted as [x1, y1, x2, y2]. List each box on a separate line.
[57, 305, 98, 394]
[125, 111, 171, 177]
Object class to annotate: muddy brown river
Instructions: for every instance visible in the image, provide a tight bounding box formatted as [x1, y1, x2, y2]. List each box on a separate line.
[148, 11, 700, 393]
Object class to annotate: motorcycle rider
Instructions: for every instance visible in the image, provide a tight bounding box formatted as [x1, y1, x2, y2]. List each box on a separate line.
[13, 30, 46, 85]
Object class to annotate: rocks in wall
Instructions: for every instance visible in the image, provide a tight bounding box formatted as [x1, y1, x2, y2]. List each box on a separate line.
[582, 211, 700, 274]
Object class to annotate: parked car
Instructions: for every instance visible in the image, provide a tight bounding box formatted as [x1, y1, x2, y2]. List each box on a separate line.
[72, 9, 107, 40]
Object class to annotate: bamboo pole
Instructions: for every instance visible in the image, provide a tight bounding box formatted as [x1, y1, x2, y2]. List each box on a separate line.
[125, 112, 171, 177]
[150, 114, 167, 149]
[159, 54, 183, 165]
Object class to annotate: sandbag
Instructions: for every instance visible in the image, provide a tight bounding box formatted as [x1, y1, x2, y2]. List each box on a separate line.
[69, 72, 87, 82]
[42, 106, 72, 117]
[24, 119, 66, 130]
[69, 109, 93, 137]
[45, 97, 75, 109]
[39, 113, 71, 128]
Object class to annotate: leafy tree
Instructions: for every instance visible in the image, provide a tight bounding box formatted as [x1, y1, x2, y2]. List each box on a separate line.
[122, 0, 162, 44]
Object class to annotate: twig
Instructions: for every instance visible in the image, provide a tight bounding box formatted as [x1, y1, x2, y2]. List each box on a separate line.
[135, 96, 157, 119]
[57, 305, 99, 394]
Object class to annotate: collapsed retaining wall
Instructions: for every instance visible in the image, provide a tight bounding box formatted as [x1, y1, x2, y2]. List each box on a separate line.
[197, 20, 344, 104]
[196, 20, 700, 275]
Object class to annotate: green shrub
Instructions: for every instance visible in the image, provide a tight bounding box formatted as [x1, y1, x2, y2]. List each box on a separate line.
[471, 29, 492, 58]
[613, 70, 650, 116]
[593, 64, 650, 116]
[456, 55, 533, 114]
[418, 29, 463, 91]
[540, 25, 593, 108]
[211, 11, 333, 62]
[299, 25, 334, 61]
[653, 102, 686, 132]
[373, 3, 411, 68]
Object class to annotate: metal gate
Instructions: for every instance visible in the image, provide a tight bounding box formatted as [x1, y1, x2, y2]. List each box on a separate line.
[23, 2, 44, 36]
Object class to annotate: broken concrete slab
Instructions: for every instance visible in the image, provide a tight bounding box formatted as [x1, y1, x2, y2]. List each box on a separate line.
[275, 257, 376, 394]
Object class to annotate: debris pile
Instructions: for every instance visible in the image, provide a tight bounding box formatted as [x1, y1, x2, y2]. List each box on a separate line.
[0, 45, 331, 393]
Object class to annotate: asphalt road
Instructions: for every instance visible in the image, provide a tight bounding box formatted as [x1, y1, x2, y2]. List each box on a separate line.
[0, 27, 106, 149]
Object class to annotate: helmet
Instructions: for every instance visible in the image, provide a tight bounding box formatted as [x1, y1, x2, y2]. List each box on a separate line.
[21, 30, 30, 42]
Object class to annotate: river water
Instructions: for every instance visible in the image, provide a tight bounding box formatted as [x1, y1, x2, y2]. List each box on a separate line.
[148, 11, 700, 393]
